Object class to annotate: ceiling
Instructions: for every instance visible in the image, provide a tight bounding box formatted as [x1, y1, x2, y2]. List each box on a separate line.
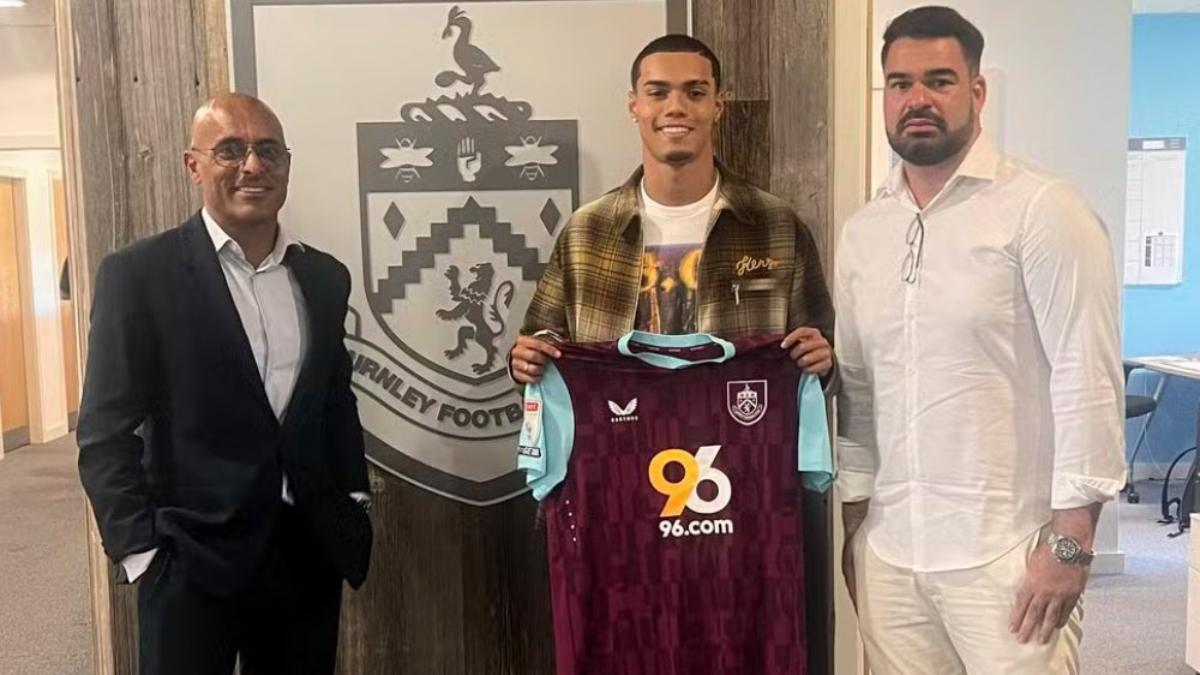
[0, 0, 52, 27]
[1134, 0, 1200, 13]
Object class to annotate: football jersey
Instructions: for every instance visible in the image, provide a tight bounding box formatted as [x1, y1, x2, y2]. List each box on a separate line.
[518, 331, 832, 675]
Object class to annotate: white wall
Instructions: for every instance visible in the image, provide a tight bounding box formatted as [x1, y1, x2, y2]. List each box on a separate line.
[869, 1, 1132, 571]
[0, 1, 59, 149]
[871, 0, 1131, 269]
[832, 0, 872, 670]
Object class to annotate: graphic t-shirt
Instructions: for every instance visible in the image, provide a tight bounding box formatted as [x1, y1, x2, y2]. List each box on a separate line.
[634, 180, 719, 334]
[518, 331, 832, 675]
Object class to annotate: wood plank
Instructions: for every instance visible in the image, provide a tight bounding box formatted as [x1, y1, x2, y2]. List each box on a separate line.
[701, 3, 837, 673]
[53, 0, 109, 667]
[63, 0, 130, 270]
[769, 0, 833, 261]
[694, 0, 769, 100]
[768, 4, 835, 672]
[335, 467, 554, 674]
[197, 0, 230, 97]
[59, 0, 233, 671]
[111, 0, 207, 235]
[715, 99, 771, 190]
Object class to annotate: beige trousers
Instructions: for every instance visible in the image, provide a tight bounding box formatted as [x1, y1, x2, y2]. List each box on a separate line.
[853, 528, 1082, 675]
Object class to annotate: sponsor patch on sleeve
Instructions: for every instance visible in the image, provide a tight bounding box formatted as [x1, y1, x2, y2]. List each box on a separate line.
[522, 400, 542, 441]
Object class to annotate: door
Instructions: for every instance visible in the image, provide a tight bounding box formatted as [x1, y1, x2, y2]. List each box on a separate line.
[0, 178, 31, 450]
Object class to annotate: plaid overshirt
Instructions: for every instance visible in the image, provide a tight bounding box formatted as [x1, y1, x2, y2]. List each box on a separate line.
[520, 164, 835, 347]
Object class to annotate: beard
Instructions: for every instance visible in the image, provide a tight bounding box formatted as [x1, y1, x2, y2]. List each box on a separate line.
[662, 148, 697, 165]
[887, 107, 975, 167]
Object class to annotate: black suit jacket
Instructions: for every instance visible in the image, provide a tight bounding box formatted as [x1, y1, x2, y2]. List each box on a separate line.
[78, 213, 372, 594]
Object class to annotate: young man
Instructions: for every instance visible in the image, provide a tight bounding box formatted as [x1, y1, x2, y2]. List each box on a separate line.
[77, 93, 371, 675]
[510, 34, 833, 378]
[510, 36, 837, 672]
[836, 7, 1125, 674]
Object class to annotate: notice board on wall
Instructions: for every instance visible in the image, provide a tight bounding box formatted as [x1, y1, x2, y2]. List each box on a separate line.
[1126, 136, 1187, 286]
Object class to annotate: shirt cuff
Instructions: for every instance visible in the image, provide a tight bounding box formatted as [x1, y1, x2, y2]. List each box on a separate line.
[820, 356, 841, 396]
[121, 548, 158, 583]
[350, 492, 372, 510]
[836, 468, 875, 503]
[1051, 472, 1126, 510]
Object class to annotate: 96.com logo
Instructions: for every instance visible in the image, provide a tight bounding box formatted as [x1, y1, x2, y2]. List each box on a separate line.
[648, 445, 735, 538]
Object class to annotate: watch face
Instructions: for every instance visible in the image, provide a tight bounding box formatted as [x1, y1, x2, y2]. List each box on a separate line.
[1053, 537, 1081, 561]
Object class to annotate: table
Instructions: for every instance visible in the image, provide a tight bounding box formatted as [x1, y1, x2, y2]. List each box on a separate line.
[1131, 355, 1200, 381]
[1125, 355, 1200, 535]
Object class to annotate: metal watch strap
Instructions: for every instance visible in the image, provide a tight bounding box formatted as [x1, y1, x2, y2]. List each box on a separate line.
[1048, 532, 1094, 565]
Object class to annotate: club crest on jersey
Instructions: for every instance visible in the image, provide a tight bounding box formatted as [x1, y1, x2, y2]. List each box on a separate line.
[607, 398, 638, 423]
[727, 380, 768, 426]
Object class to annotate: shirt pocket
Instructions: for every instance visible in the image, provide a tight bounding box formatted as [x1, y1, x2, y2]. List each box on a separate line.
[738, 278, 781, 292]
[729, 277, 790, 310]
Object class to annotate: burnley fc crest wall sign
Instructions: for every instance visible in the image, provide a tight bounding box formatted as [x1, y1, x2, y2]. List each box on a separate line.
[231, 0, 688, 504]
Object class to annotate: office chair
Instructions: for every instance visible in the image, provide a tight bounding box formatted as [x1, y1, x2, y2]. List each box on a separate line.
[1124, 362, 1157, 504]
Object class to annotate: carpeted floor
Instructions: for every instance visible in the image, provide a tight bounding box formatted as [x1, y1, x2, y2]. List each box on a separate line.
[1083, 480, 1194, 674]
[0, 439, 1195, 674]
[0, 435, 91, 674]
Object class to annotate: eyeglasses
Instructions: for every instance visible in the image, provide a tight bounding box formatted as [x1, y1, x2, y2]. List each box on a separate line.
[191, 140, 291, 170]
[901, 213, 925, 284]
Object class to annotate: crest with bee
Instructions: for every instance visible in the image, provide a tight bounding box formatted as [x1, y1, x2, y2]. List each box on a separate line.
[350, 4, 578, 503]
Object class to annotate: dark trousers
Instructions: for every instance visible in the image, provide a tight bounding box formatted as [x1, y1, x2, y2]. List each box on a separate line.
[137, 507, 343, 675]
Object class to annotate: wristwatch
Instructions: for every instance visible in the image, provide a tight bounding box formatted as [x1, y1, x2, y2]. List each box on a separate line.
[1047, 533, 1094, 566]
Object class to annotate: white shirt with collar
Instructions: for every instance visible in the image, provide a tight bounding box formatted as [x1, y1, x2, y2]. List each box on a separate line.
[834, 136, 1126, 572]
[123, 209, 313, 583]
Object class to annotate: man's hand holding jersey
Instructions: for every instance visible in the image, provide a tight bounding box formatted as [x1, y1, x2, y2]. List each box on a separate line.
[781, 326, 833, 377]
[510, 335, 562, 385]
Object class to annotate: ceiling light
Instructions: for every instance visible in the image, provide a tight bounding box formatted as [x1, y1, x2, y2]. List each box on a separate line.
[0, 0, 27, 7]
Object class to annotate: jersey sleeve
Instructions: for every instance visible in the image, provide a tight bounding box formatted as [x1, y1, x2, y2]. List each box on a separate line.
[517, 360, 576, 500]
[796, 373, 833, 493]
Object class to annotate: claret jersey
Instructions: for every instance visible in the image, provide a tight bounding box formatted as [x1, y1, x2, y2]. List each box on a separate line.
[518, 331, 832, 675]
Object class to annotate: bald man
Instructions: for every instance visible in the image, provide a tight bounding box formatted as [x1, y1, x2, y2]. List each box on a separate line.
[77, 93, 372, 674]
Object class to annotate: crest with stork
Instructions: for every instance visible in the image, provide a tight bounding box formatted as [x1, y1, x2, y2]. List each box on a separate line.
[347, 1, 580, 503]
[435, 5, 499, 96]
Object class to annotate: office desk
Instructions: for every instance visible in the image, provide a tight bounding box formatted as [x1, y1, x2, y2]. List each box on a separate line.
[1131, 355, 1200, 382]
[1126, 355, 1200, 534]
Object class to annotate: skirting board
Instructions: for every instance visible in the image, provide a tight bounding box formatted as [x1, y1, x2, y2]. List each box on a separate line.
[32, 421, 70, 445]
[2, 426, 31, 452]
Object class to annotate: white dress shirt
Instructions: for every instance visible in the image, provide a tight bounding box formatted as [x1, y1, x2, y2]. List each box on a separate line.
[835, 137, 1126, 572]
[122, 209, 309, 582]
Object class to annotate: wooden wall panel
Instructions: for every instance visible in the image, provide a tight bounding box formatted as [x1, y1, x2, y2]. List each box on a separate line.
[694, 0, 769, 101]
[715, 100, 772, 192]
[697, 2, 836, 673]
[336, 468, 554, 674]
[62, 1, 836, 673]
[56, 0, 231, 672]
[770, 0, 834, 261]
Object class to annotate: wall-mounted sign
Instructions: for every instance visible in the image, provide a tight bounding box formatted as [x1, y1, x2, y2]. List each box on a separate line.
[231, 0, 689, 504]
